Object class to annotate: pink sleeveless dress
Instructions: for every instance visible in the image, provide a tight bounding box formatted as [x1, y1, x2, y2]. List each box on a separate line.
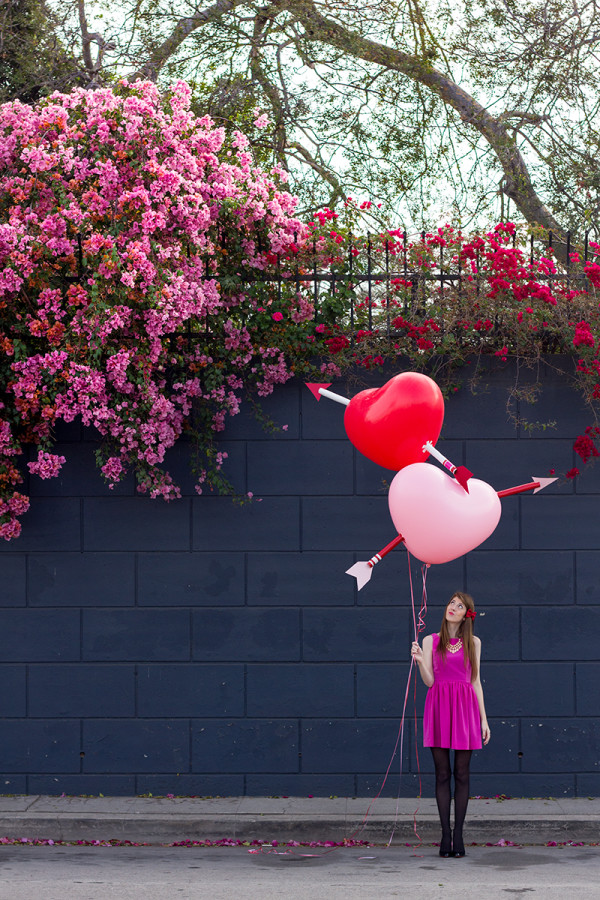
[423, 633, 482, 750]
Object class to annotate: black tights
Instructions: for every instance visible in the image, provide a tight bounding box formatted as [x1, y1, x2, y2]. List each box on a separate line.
[431, 748, 472, 853]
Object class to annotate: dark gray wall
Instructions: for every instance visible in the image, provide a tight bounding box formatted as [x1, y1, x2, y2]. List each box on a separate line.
[1, 360, 599, 798]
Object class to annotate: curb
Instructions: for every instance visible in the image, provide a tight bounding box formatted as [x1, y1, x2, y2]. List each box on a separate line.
[0, 814, 598, 845]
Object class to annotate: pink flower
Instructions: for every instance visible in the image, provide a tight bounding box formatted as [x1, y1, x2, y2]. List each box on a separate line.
[27, 451, 66, 479]
[272, 311, 284, 322]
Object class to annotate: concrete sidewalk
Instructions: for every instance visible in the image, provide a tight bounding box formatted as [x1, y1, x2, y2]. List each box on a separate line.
[0, 795, 598, 845]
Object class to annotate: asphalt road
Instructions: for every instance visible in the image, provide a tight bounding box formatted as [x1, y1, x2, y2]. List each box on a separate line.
[0, 844, 599, 899]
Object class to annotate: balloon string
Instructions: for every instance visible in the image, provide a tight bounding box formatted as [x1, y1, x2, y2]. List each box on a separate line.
[410, 563, 429, 849]
[350, 551, 429, 850]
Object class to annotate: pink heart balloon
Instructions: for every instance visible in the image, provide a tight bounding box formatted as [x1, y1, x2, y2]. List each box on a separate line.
[388, 463, 501, 565]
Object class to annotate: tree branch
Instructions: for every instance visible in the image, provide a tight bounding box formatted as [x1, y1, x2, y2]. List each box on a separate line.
[286, 0, 571, 255]
[130, 0, 251, 82]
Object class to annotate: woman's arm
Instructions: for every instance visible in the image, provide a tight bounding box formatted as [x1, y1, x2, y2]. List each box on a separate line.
[411, 633, 434, 687]
[472, 637, 490, 745]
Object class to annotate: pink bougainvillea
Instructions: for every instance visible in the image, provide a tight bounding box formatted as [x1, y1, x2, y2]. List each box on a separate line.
[0, 79, 324, 538]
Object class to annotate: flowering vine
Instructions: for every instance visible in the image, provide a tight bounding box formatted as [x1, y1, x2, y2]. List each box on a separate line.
[0, 80, 333, 539]
[0, 80, 598, 542]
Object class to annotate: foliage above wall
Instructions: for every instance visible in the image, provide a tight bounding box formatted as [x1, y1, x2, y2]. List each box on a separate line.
[1, 82, 599, 540]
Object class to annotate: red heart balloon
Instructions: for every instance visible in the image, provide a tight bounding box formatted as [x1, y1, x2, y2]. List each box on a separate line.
[344, 372, 444, 470]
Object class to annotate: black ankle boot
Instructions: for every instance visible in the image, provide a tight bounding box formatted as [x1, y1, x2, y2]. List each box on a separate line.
[439, 831, 452, 858]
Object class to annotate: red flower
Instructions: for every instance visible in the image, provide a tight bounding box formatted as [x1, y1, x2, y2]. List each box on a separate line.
[565, 468, 580, 479]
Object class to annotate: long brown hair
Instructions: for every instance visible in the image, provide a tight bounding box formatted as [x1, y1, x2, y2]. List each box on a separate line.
[437, 591, 478, 681]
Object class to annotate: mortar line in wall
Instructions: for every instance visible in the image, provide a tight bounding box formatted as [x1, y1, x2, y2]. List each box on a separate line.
[243, 664, 248, 717]
[297, 717, 303, 775]
[134, 553, 138, 606]
[299, 496, 303, 553]
[518, 602, 522, 664]
[299, 608, 304, 663]
[80, 497, 84, 552]
[189, 495, 193, 553]
[79, 608, 84, 664]
[80, 718, 84, 775]
[573, 550, 578, 605]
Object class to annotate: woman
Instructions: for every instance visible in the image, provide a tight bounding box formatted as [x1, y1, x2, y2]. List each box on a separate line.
[411, 591, 490, 858]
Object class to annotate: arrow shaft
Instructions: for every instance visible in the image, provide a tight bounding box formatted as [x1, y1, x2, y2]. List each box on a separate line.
[318, 388, 350, 407]
[368, 534, 405, 567]
[423, 440, 457, 473]
[497, 482, 540, 498]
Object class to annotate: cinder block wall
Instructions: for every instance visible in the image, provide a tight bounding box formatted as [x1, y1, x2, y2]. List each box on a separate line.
[1, 359, 599, 797]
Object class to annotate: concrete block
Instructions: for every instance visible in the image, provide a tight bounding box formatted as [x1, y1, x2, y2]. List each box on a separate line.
[83, 720, 189, 773]
[301, 380, 350, 440]
[192, 609, 300, 662]
[0, 499, 81, 552]
[246, 774, 355, 796]
[302, 608, 409, 662]
[161, 441, 246, 495]
[137, 552, 245, 606]
[518, 374, 590, 439]
[356, 774, 423, 797]
[193, 497, 300, 551]
[84, 498, 191, 551]
[136, 775, 244, 796]
[576, 664, 600, 715]
[356, 664, 420, 717]
[521, 496, 600, 549]
[521, 718, 600, 772]
[522, 607, 600, 660]
[482, 663, 574, 716]
[28, 553, 135, 606]
[466, 551, 574, 605]
[302, 497, 391, 551]
[246, 664, 354, 717]
[576, 774, 600, 796]
[575, 459, 600, 494]
[247, 552, 355, 605]
[28, 665, 135, 717]
[222, 383, 301, 439]
[442, 377, 519, 440]
[29, 775, 136, 796]
[0, 666, 26, 716]
[248, 440, 353, 495]
[0, 776, 26, 793]
[301, 719, 409, 773]
[192, 719, 298, 773]
[470, 773, 575, 798]
[28, 442, 135, 497]
[0, 555, 26, 606]
[354, 454, 397, 497]
[575, 551, 600, 604]
[137, 665, 244, 717]
[82, 609, 191, 661]
[0, 610, 80, 662]
[0, 720, 80, 772]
